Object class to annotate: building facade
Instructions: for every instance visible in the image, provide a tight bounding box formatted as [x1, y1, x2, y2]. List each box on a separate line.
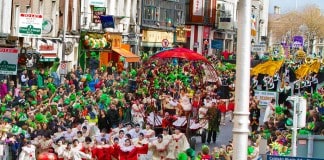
[140, 0, 187, 56]
[185, 0, 217, 56]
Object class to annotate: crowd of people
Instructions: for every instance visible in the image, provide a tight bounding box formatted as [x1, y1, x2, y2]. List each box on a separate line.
[0, 50, 323, 160]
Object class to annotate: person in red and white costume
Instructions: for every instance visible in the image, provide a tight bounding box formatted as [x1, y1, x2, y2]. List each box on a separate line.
[39, 134, 53, 153]
[166, 128, 190, 159]
[19, 141, 36, 160]
[151, 134, 170, 160]
[133, 133, 149, 160]
[62, 142, 92, 160]
[142, 124, 155, 140]
[80, 137, 93, 159]
[131, 100, 145, 127]
[53, 139, 66, 160]
[91, 138, 107, 160]
[114, 138, 148, 160]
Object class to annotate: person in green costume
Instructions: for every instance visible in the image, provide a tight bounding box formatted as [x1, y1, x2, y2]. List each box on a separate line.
[36, 69, 45, 88]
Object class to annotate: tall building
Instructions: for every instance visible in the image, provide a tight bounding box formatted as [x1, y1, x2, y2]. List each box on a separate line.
[0, 0, 14, 48]
[140, 0, 187, 55]
[185, 0, 217, 56]
[213, 0, 237, 55]
[9, 0, 62, 69]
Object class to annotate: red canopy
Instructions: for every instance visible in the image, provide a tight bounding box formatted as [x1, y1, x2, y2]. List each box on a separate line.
[150, 48, 210, 63]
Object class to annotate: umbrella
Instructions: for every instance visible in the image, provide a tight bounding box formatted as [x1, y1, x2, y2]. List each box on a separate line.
[150, 48, 210, 63]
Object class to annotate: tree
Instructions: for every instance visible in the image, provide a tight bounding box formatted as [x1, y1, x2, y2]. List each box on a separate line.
[268, 5, 324, 54]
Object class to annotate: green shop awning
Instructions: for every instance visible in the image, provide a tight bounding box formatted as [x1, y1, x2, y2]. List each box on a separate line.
[39, 58, 56, 62]
[39, 53, 58, 62]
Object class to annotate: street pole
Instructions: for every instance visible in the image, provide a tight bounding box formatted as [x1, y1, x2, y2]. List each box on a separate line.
[233, 0, 251, 159]
[291, 96, 298, 157]
[62, 0, 68, 62]
[60, 0, 69, 83]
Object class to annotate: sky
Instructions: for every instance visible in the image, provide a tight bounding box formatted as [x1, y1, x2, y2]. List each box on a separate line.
[269, 0, 324, 14]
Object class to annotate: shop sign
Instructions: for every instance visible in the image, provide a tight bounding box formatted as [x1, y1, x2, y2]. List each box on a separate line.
[18, 13, 43, 38]
[0, 48, 18, 75]
[90, 0, 105, 6]
[37, 40, 58, 54]
[218, 17, 233, 30]
[142, 31, 174, 43]
[252, 44, 266, 52]
[254, 90, 277, 106]
[211, 39, 223, 49]
[193, 0, 203, 16]
[93, 7, 106, 23]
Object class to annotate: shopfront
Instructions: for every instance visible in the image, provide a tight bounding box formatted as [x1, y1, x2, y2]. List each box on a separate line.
[79, 31, 139, 70]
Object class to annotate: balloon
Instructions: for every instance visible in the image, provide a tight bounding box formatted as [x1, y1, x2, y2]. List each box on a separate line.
[64, 98, 71, 105]
[130, 69, 137, 78]
[120, 56, 125, 62]
[5, 94, 12, 101]
[70, 93, 76, 101]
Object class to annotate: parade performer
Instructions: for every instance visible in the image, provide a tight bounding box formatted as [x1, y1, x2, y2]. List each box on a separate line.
[151, 135, 170, 160]
[251, 76, 258, 90]
[133, 133, 149, 159]
[198, 104, 209, 144]
[114, 138, 148, 160]
[206, 102, 221, 144]
[80, 137, 93, 158]
[131, 100, 145, 127]
[166, 128, 190, 159]
[62, 142, 92, 160]
[161, 112, 177, 132]
[179, 90, 192, 112]
[263, 99, 275, 123]
[19, 141, 36, 160]
[53, 139, 66, 160]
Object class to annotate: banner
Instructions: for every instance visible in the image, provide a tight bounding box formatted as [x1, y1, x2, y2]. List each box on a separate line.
[254, 90, 277, 106]
[0, 48, 19, 75]
[193, 0, 204, 16]
[18, 13, 43, 38]
[293, 36, 304, 49]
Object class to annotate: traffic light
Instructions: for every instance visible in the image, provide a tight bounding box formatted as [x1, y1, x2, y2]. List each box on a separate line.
[285, 96, 307, 128]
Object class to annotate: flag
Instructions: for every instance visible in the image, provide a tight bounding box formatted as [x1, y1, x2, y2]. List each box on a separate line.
[100, 15, 115, 29]
[251, 15, 257, 36]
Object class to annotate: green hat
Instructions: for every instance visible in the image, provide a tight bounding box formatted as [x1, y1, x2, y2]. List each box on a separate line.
[70, 93, 76, 101]
[35, 113, 48, 123]
[64, 98, 71, 105]
[53, 96, 61, 103]
[178, 152, 188, 160]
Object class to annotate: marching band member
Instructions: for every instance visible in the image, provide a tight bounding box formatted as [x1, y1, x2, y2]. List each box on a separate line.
[251, 76, 258, 90]
[304, 76, 312, 93]
[267, 78, 275, 91]
[311, 73, 319, 93]
[293, 80, 300, 95]
[262, 75, 270, 90]
[273, 72, 280, 91]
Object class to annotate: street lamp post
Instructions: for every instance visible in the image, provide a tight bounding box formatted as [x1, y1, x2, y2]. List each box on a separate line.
[233, 0, 252, 159]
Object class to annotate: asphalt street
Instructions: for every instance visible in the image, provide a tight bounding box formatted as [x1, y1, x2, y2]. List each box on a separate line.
[194, 107, 266, 151]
